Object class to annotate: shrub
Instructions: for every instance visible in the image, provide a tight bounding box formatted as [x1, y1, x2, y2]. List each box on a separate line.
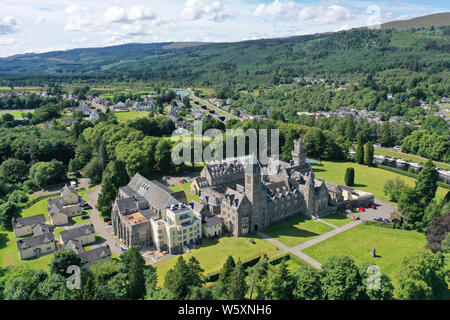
[344, 167, 355, 186]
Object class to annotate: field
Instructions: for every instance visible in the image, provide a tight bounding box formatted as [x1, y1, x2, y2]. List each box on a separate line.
[21, 198, 50, 220]
[263, 215, 334, 248]
[0, 110, 35, 118]
[153, 235, 281, 285]
[302, 224, 427, 284]
[169, 182, 200, 202]
[319, 214, 353, 228]
[0, 231, 53, 270]
[312, 161, 448, 203]
[114, 111, 149, 122]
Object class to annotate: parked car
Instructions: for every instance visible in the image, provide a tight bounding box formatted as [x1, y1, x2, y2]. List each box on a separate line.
[179, 180, 184, 184]
[383, 219, 391, 223]
[370, 205, 376, 209]
[81, 215, 89, 220]
[81, 203, 92, 210]
[108, 221, 112, 225]
[104, 217, 111, 222]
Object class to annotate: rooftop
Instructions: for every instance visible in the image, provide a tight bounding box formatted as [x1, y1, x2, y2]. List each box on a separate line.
[123, 212, 149, 225]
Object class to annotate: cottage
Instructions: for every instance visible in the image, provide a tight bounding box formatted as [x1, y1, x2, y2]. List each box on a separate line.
[17, 233, 55, 260]
[202, 216, 222, 238]
[60, 223, 96, 245]
[12, 214, 46, 237]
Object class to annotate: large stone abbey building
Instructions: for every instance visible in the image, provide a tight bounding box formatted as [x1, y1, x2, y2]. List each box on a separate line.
[112, 139, 374, 254]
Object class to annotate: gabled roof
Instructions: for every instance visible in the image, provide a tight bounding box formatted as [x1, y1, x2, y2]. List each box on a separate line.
[203, 216, 222, 227]
[60, 223, 95, 243]
[79, 245, 111, 263]
[61, 185, 77, 197]
[12, 214, 46, 229]
[63, 239, 84, 254]
[32, 223, 51, 236]
[17, 232, 54, 249]
[127, 173, 187, 211]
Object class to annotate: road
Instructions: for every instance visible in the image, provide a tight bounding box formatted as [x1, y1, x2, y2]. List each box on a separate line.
[257, 219, 362, 270]
[83, 186, 123, 257]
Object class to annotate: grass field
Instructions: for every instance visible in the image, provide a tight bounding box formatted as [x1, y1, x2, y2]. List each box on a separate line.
[21, 198, 49, 220]
[153, 235, 281, 285]
[312, 161, 448, 203]
[302, 224, 427, 283]
[0, 231, 53, 270]
[271, 253, 310, 272]
[263, 215, 334, 248]
[169, 182, 200, 202]
[114, 111, 149, 122]
[319, 214, 353, 228]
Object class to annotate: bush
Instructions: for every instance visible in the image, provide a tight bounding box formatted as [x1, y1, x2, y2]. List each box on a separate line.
[344, 167, 355, 186]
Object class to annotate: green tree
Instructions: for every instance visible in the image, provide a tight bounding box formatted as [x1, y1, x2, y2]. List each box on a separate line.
[320, 255, 366, 300]
[155, 139, 173, 173]
[29, 160, 66, 188]
[415, 160, 438, 207]
[227, 260, 248, 300]
[383, 178, 407, 202]
[395, 250, 447, 300]
[355, 133, 364, 164]
[358, 261, 394, 300]
[164, 256, 190, 300]
[49, 249, 81, 277]
[293, 265, 322, 300]
[344, 167, 355, 186]
[121, 246, 146, 300]
[0, 158, 28, 183]
[0, 201, 21, 230]
[398, 186, 425, 229]
[83, 156, 103, 184]
[218, 255, 236, 285]
[364, 141, 374, 166]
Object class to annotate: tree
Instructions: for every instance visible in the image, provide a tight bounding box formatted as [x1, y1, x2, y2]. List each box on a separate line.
[355, 133, 364, 164]
[398, 186, 425, 229]
[426, 212, 450, 252]
[383, 178, 407, 202]
[49, 249, 81, 277]
[395, 250, 447, 300]
[121, 246, 146, 300]
[29, 160, 66, 188]
[247, 256, 268, 299]
[227, 260, 248, 300]
[415, 160, 438, 207]
[344, 167, 355, 186]
[164, 256, 190, 300]
[83, 156, 103, 185]
[320, 256, 366, 300]
[0, 201, 21, 230]
[186, 257, 205, 288]
[358, 261, 394, 300]
[345, 116, 356, 142]
[0, 158, 28, 183]
[363, 141, 374, 166]
[218, 256, 236, 285]
[155, 139, 173, 173]
[293, 265, 322, 300]
[255, 259, 293, 300]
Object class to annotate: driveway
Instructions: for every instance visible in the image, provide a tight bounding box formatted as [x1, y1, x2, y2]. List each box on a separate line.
[83, 186, 123, 257]
[356, 198, 397, 222]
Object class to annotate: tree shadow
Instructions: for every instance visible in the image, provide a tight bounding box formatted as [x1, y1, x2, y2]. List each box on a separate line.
[0, 233, 9, 250]
[353, 184, 368, 188]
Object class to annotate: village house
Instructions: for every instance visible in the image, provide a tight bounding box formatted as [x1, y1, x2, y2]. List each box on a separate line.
[17, 232, 55, 260]
[63, 240, 111, 270]
[11, 214, 46, 237]
[59, 223, 96, 246]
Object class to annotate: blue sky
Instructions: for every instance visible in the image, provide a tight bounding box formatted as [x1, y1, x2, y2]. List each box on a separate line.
[0, 0, 448, 57]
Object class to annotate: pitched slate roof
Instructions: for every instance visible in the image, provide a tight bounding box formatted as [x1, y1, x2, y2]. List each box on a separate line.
[203, 216, 222, 227]
[12, 214, 46, 229]
[16, 232, 54, 249]
[61, 185, 77, 197]
[127, 173, 187, 211]
[115, 197, 138, 215]
[60, 223, 95, 243]
[32, 223, 51, 236]
[78, 245, 111, 263]
[63, 239, 84, 254]
[48, 198, 83, 217]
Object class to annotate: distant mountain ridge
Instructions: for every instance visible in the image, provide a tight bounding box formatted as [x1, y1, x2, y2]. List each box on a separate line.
[0, 13, 448, 86]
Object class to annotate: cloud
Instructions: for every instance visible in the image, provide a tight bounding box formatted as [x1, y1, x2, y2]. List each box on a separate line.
[0, 17, 18, 35]
[104, 5, 156, 24]
[64, 5, 92, 31]
[35, 16, 47, 25]
[253, 0, 297, 19]
[298, 4, 354, 25]
[181, 0, 230, 22]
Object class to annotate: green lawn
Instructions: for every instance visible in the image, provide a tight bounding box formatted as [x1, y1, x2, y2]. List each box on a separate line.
[302, 224, 427, 284]
[271, 253, 310, 272]
[169, 182, 200, 202]
[263, 215, 334, 248]
[115, 111, 149, 122]
[21, 198, 49, 220]
[153, 235, 281, 286]
[0, 231, 53, 270]
[0, 110, 35, 118]
[312, 161, 448, 203]
[320, 213, 353, 228]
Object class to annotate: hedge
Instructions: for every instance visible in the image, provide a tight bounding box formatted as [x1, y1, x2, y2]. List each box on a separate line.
[21, 192, 60, 210]
[204, 253, 265, 282]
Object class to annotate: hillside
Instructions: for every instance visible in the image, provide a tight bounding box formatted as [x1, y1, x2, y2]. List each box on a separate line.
[381, 12, 450, 30]
[0, 14, 448, 87]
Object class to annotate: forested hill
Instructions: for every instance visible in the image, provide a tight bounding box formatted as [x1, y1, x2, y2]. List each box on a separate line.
[0, 13, 449, 87]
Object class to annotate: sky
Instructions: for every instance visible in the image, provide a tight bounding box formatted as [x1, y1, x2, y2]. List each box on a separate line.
[0, 0, 448, 57]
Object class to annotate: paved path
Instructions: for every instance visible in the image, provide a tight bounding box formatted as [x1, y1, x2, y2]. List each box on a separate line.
[316, 218, 338, 229]
[83, 186, 123, 257]
[258, 220, 362, 270]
